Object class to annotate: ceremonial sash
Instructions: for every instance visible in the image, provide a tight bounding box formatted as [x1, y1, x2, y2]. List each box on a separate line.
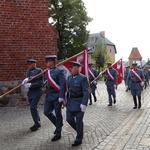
[46, 70, 60, 92]
[88, 69, 95, 79]
[130, 69, 142, 82]
[106, 69, 114, 81]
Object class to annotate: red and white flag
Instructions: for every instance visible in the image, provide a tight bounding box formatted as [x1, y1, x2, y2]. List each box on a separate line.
[112, 58, 123, 86]
[57, 49, 89, 79]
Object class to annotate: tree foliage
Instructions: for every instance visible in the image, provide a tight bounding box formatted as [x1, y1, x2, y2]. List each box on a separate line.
[48, 0, 92, 59]
[92, 39, 110, 72]
[146, 58, 150, 66]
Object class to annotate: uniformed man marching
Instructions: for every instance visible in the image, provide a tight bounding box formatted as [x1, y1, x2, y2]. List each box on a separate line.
[124, 66, 130, 92]
[88, 63, 98, 105]
[43, 55, 66, 141]
[102, 62, 117, 106]
[66, 61, 89, 146]
[22, 59, 43, 131]
[126, 62, 145, 109]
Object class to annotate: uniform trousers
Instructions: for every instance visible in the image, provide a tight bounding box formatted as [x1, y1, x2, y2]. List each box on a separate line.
[106, 85, 116, 104]
[44, 100, 63, 136]
[66, 110, 84, 142]
[28, 97, 41, 126]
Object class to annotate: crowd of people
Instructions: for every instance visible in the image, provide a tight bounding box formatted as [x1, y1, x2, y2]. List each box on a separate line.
[22, 56, 89, 146]
[21, 56, 149, 147]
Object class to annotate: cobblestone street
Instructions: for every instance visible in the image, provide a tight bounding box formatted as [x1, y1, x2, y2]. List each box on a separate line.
[0, 82, 150, 150]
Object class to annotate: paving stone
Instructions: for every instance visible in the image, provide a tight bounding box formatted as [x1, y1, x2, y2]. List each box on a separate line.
[0, 82, 150, 150]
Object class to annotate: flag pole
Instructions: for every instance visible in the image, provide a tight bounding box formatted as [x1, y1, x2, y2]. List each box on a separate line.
[91, 58, 123, 83]
[0, 50, 86, 99]
[57, 50, 85, 66]
[0, 69, 48, 99]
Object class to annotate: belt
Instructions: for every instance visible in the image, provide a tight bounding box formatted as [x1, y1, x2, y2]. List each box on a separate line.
[131, 81, 140, 83]
[107, 79, 113, 81]
[70, 93, 83, 98]
[46, 87, 52, 89]
[29, 87, 42, 90]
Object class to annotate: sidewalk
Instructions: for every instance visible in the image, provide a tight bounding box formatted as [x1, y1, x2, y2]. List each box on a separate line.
[0, 82, 150, 150]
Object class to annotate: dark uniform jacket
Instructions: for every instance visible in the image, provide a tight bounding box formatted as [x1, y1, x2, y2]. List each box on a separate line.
[44, 67, 66, 101]
[66, 73, 89, 112]
[124, 69, 129, 81]
[26, 67, 43, 98]
[104, 68, 117, 86]
[126, 69, 145, 90]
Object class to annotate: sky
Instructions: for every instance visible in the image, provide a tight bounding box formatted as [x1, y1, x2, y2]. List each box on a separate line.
[82, 0, 150, 61]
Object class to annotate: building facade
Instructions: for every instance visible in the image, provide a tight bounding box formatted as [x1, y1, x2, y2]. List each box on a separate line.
[87, 31, 117, 63]
[128, 47, 142, 66]
[0, 0, 57, 106]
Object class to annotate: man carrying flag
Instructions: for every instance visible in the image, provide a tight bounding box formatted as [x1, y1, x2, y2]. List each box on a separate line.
[102, 62, 117, 106]
[43, 55, 66, 141]
[88, 63, 98, 105]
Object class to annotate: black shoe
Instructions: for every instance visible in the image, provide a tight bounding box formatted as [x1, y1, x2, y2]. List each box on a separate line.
[114, 99, 116, 104]
[133, 106, 137, 109]
[51, 135, 61, 141]
[30, 124, 41, 131]
[89, 103, 92, 105]
[72, 141, 82, 146]
[94, 98, 97, 102]
[54, 129, 57, 134]
[138, 105, 141, 109]
[108, 104, 112, 106]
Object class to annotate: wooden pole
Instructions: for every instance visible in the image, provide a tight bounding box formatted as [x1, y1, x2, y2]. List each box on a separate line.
[0, 69, 48, 99]
[91, 58, 123, 83]
[0, 50, 85, 99]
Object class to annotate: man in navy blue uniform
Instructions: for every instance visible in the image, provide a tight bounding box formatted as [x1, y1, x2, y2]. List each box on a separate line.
[126, 63, 145, 109]
[88, 63, 98, 105]
[22, 59, 43, 131]
[66, 61, 89, 146]
[124, 66, 130, 92]
[142, 67, 149, 89]
[43, 55, 66, 142]
[102, 62, 117, 106]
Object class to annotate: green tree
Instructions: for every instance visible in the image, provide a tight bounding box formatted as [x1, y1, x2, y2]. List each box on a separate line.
[92, 39, 110, 72]
[146, 58, 150, 66]
[48, 0, 92, 60]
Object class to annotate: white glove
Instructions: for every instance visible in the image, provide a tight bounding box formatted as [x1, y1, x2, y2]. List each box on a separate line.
[24, 83, 31, 89]
[80, 104, 86, 112]
[58, 98, 64, 103]
[93, 81, 97, 85]
[114, 85, 116, 89]
[140, 82, 144, 86]
[22, 78, 29, 85]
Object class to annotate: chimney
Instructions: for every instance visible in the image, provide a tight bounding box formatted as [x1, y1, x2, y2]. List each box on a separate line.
[100, 31, 105, 37]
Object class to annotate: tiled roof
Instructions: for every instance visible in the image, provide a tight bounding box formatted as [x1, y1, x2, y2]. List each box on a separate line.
[87, 33, 117, 53]
[128, 47, 142, 59]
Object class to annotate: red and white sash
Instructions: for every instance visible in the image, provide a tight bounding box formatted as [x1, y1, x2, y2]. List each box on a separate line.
[46, 70, 60, 92]
[106, 69, 114, 81]
[130, 69, 142, 82]
[88, 69, 95, 79]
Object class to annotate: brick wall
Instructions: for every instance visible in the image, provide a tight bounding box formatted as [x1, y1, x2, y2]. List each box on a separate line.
[0, 0, 57, 81]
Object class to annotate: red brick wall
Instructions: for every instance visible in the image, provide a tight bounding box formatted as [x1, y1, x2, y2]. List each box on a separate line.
[0, 0, 57, 81]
